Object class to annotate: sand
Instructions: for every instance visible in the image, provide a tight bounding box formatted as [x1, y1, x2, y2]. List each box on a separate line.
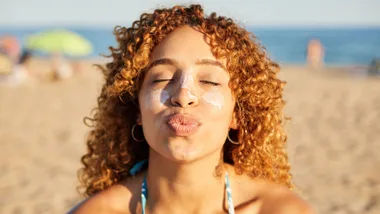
[0, 59, 379, 214]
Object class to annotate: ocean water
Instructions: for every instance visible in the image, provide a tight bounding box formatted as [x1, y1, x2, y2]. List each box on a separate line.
[1, 27, 379, 65]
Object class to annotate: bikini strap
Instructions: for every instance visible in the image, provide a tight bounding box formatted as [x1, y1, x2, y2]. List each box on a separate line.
[225, 172, 235, 214]
[129, 160, 148, 176]
[141, 175, 148, 214]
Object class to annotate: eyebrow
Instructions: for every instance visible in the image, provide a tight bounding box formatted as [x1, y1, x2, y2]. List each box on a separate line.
[148, 58, 226, 71]
[195, 59, 226, 71]
[149, 58, 177, 69]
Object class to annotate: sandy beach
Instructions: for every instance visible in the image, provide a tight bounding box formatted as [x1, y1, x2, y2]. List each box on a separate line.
[0, 58, 379, 214]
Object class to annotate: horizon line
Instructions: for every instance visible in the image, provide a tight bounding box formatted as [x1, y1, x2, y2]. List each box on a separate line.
[1, 24, 380, 30]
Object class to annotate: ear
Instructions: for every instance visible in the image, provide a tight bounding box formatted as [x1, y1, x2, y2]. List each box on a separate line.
[229, 111, 238, 130]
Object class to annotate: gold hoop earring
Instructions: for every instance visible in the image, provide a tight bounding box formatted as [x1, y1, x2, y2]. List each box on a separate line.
[228, 131, 241, 145]
[131, 124, 145, 142]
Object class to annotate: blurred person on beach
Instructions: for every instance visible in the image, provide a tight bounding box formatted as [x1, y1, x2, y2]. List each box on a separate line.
[11, 50, 34, 84]
[69, 4, 315, 214]
[50, 53, 74, 81]
[0, 35, 20, 82]
[307, 39, 324, 68]
[0, 49, 35, 86]
[0, 51, 13, 75]
[368, 58, 380, 76]
[0, 36, 38, 86]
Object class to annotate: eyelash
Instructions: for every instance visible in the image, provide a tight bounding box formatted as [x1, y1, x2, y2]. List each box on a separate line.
[200, 80, 220, 86]
[153, 79, 173, 83]
[153, 79, 220, 86]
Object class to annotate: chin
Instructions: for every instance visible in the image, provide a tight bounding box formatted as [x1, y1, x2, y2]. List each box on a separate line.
[167, 146, 200, 163]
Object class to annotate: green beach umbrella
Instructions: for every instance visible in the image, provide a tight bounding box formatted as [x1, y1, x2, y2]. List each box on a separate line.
[25, 29, 93, 57]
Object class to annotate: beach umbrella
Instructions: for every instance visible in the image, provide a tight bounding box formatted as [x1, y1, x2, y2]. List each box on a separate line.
[0, 35, 21, 60]
[25, 29, 93, 57]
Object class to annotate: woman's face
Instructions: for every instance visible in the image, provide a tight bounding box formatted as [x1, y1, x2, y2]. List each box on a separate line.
[138, 26, 237, 162]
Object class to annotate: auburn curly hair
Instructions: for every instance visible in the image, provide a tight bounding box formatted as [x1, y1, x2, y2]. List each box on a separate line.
[79, 4, 292, 197]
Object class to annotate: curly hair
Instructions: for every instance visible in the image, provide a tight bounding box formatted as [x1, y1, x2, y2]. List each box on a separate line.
[79, 4, 292, 197]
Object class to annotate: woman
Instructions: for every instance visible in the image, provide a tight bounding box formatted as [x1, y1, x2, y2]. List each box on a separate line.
[70, 4, 314, 214]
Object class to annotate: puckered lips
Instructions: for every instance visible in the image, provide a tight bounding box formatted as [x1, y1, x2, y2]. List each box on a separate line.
[166, 113, 200, 137]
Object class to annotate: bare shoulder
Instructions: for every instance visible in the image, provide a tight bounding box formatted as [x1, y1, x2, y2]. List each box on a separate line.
[230, 171, 315, 214]
[67, 174, 144, 214]
[258, 181, 316, 214]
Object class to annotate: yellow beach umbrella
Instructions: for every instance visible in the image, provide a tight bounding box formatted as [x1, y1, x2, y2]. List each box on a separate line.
[25, 29, 93, 57]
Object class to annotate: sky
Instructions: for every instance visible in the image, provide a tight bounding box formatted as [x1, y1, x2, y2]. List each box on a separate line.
[1, 0, 379, 27]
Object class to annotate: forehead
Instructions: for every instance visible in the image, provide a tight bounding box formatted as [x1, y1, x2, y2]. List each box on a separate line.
[150, 26, 217, 63]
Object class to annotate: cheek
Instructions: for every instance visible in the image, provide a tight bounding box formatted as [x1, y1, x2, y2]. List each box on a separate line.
[144, 89, 170, 110]
[140, 89, 170, 139]
[201, 91, 225, 110]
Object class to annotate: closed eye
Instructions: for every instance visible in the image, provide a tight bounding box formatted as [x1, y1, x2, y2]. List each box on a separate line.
[200, 80, 220, 86]
[153, 79, 174, 83]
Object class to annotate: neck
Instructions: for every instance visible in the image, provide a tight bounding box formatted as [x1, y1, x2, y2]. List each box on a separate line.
[146, 148, 226, 212]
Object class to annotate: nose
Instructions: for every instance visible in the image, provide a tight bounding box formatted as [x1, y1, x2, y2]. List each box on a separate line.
[170, 88, 199, 108]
